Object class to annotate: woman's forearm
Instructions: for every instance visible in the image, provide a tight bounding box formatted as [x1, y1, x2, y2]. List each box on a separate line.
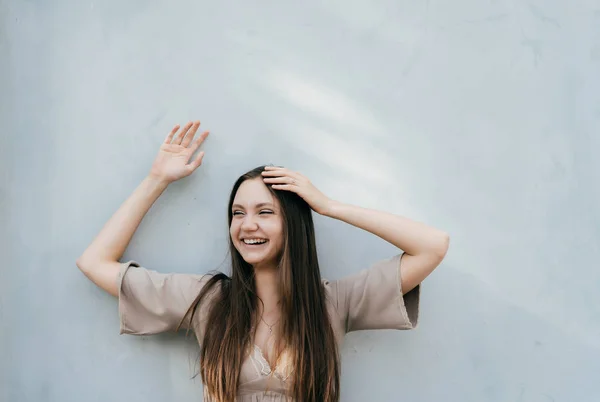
[76, 121, 207, 296]
[77, 175, 170, 266]
[323, 200, 449, 258]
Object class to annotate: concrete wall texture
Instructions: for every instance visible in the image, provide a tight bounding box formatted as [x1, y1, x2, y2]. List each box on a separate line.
[2, 1, 599, 401]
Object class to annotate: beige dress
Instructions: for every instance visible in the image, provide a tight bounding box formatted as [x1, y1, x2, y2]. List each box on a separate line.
[117, 253, 420, 401]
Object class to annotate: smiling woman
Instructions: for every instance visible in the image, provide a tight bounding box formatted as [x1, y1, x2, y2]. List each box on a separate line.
[230, 179, 284, 271]
[76, 121, 449, 402]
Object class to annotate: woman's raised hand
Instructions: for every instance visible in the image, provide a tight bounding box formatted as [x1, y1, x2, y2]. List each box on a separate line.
[149, 121, 209, 183]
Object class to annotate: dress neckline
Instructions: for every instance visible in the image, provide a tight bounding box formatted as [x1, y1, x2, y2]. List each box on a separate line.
[253, 344, 276, 373]
[251, 344, 292, 382]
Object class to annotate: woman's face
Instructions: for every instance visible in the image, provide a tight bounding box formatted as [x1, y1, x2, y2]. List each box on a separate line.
[230, 178, 284, 270]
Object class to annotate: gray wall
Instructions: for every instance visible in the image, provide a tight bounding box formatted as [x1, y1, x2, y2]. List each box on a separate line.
[2, 1, 599, 401]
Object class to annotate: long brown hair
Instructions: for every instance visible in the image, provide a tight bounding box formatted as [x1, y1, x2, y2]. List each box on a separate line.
[180, 165, 340, 402]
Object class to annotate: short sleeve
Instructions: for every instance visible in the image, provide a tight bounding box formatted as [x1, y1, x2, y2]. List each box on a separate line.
[116, 260, 211, 336]
[327, 253, 420, 333]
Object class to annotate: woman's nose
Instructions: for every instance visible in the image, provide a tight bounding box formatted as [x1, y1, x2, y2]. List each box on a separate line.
[241, 215, 259, 230]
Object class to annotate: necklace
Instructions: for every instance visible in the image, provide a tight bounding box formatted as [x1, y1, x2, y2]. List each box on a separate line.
[260, 316, 280, 334]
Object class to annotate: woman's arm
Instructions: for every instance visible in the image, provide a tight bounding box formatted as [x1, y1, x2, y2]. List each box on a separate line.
[76, 121, 209, 297]
[261, 166, 449, 293]
[76, 176, 170, 296]
[323, 201, 449, 293]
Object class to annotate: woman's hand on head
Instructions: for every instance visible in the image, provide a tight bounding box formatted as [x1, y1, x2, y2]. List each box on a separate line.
[261, 166, 333, 215]
[148, 121, 209, 184]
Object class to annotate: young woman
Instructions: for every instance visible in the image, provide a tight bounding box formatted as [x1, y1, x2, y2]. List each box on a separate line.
[77, 121, 449, 402]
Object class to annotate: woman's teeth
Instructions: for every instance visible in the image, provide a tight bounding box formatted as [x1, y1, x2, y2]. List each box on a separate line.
[243, 239, 268, 245]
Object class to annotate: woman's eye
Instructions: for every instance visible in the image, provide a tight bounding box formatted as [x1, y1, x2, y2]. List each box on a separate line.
[232, 210, 272, 216]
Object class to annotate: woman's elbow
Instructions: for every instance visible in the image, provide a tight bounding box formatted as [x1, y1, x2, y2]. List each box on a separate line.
[434, 232, 450, 261]
[76, 256, 88, 272]
[76, 254, 96, 274]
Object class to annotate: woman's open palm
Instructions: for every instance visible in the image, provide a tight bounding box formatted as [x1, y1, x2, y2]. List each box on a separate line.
[149, 121, 209, 183]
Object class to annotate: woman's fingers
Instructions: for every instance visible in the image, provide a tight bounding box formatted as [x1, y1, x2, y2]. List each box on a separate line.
[186, 130, 209, 172]
[181, 121, 201, 147]
[261, 166, 303, 180]
[164, 124, 180, 144]
[172, 121, 194, 145]
[262, 167, 306, 190]
[270, 184, 296, 192]
[188, 131, 208, 169]
[164, 121, 205, 149]
[263, 166, 286, 173]
[187, 151, 206, 173]
[190, 130, 210, 153]
[263, 176, 297, 185]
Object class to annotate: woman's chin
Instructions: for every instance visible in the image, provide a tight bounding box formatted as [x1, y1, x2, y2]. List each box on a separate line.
[241, 254, 265, 265]
[237, 247, 279, 269]
[245, 257, 278, 270]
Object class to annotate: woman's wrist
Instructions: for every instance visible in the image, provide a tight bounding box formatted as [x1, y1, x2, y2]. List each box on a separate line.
[145, 173, 172, 191]
[321, 199, 342, 218]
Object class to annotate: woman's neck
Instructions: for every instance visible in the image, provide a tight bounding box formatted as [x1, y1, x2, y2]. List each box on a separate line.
[254, 266, 280, 313]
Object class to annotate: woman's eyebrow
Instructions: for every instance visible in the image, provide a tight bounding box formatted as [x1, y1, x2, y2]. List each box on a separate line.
[231, 202, 275, 210]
